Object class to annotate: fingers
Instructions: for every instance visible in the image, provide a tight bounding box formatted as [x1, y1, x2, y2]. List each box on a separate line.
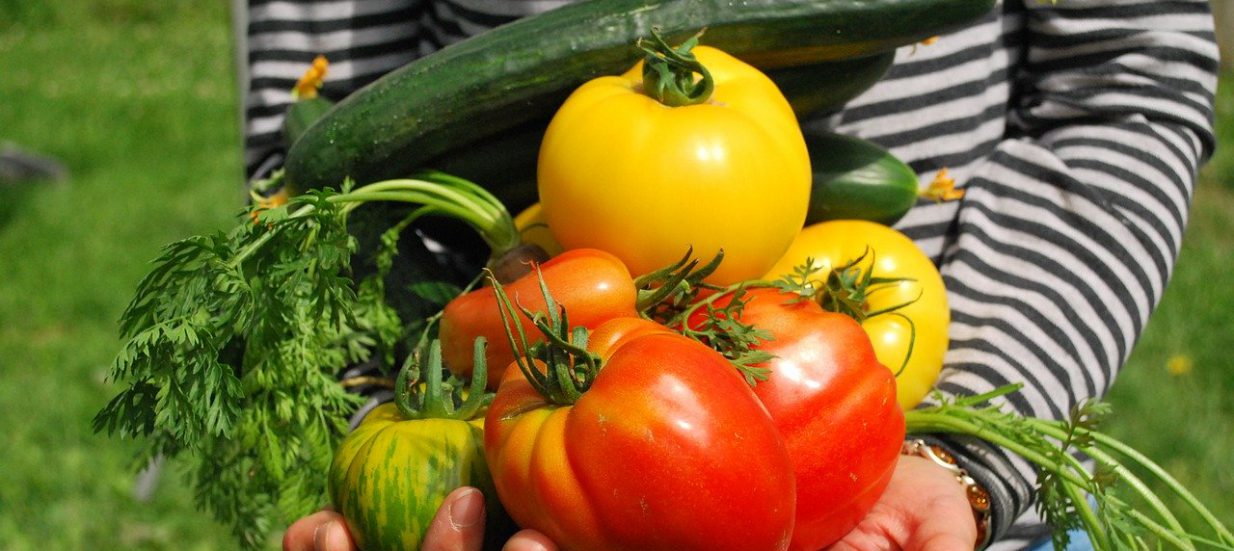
[422, 486, 488, 551]
[284, 490, 558, 551]
[504, 529, 559, 551]
[824, 456, 979, 551]
[896, 457, 979, 551]
[912, 530, 977, 551]
[282, 509, 355, 551]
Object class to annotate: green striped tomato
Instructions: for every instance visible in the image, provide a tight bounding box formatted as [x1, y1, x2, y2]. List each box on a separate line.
[328, 402, 494, 551]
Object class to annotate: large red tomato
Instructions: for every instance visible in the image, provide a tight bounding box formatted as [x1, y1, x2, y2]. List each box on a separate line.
[689, 288, 905, 550]
[764, 220, 949, 410]
[484, 317, 797, 551]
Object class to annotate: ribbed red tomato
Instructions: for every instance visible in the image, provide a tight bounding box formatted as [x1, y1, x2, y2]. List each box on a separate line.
[484, 317, 797, 551]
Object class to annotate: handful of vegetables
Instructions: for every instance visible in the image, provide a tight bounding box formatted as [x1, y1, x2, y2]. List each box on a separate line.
[94, 1, 1234, 550]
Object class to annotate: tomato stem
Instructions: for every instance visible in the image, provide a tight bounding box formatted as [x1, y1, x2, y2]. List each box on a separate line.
[662, 280, 781, 386]
[634, 248, 727, 322]
[489, 268, 601, 405]
[772, 251, 923, 378]
[638, 28, 714, 107]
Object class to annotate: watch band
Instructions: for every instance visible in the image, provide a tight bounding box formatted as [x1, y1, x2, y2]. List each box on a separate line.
[902, 439, 994, 549]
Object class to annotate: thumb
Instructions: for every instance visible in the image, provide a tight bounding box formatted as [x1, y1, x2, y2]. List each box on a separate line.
[911, 530, 976, 551]
[904, 500, 978, 551]
[282, 509, 354, 551]
[422, 486, 488, 551]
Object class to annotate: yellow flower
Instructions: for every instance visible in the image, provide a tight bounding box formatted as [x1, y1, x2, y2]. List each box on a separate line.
[1166, 354, 1194, 376]
[249, 187, 290, 225]
[921, 168, 965, 202]
[292, 55, 329, 100]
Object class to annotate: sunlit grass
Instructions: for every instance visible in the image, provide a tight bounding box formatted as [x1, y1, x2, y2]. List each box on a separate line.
[1103, 102, 1234, 534]
[0, 2, 242, 549]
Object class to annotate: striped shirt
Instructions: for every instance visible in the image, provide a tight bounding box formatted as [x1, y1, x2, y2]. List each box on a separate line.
[237, 1, 1219, 548]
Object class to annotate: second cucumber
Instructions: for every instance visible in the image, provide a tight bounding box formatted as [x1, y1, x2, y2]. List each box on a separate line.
[804, 130, 920, 226]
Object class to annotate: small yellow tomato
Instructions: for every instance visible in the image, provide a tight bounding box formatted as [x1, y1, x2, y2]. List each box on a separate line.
[764, 220, 949, 410]
[537, 45, 811, 285]
[513, 202, 564, 257]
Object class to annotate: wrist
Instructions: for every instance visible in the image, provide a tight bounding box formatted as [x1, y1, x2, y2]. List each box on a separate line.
[902, 438, 993, 549]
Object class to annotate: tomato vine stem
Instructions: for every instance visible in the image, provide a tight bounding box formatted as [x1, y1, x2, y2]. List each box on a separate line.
[489, 268, 601, 405]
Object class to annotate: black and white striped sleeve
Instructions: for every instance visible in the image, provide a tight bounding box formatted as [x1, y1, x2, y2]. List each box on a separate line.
[925, 0, 1218, 545]
[241, 0, 429, 181]
[238, 0, 571, 182]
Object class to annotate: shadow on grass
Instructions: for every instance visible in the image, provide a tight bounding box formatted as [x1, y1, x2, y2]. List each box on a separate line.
[0, 142, 69, 228]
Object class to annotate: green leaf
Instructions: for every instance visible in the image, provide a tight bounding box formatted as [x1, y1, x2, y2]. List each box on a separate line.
[409, 280, 464, 308]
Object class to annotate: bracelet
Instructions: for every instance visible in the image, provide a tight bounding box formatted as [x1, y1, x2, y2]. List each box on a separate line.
[901, 439, 993, 549]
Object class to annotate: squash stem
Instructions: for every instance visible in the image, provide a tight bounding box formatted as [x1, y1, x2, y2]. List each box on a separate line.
[394, 339, 487, 421]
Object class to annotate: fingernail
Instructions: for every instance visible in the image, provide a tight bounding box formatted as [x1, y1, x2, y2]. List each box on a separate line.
[449, 488, 484, 530]
[314, 520, 336, 550]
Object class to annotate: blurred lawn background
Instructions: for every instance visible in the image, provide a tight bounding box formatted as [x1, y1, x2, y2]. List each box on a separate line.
[0, 1, 1230, 549]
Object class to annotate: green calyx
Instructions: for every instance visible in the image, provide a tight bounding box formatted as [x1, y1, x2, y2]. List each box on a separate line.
[629, 248, 777, 386]
[776, 248, 918, 323]
[490, 268, 601, 406]
[633, 247, 726, 320]
[774, 249, 920, 377]
[669, 283, 776, 387]
[394, 338, 489, 421]
[638, 28, 714, 107]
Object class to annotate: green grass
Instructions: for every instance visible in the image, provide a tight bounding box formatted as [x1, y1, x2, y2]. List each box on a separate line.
[0, 2, 1230, 549]
[1102, 133, 1234, 535]
[0, 2, 242, 549]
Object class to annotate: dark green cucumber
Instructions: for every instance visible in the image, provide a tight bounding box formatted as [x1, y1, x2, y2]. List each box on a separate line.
[283, 0, 995, 192]
[804, 129, 920, 226]
[282, 96, 335, 148]
[767, 52, 895, 118]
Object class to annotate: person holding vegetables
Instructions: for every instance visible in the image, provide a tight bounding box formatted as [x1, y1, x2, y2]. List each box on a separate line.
[235, 1, 1219, 550]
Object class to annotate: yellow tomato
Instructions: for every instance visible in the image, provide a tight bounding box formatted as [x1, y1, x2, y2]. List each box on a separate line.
[763, 220, 949, 410]
[513, 202, 564, 257]
[537, 45, 811, 285]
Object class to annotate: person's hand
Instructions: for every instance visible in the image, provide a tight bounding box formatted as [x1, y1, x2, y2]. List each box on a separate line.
[284, 457, 976, 551]
[282, 486, 557, 551]
[826, 454, 979, 551]
[283, 507, 351, 551]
